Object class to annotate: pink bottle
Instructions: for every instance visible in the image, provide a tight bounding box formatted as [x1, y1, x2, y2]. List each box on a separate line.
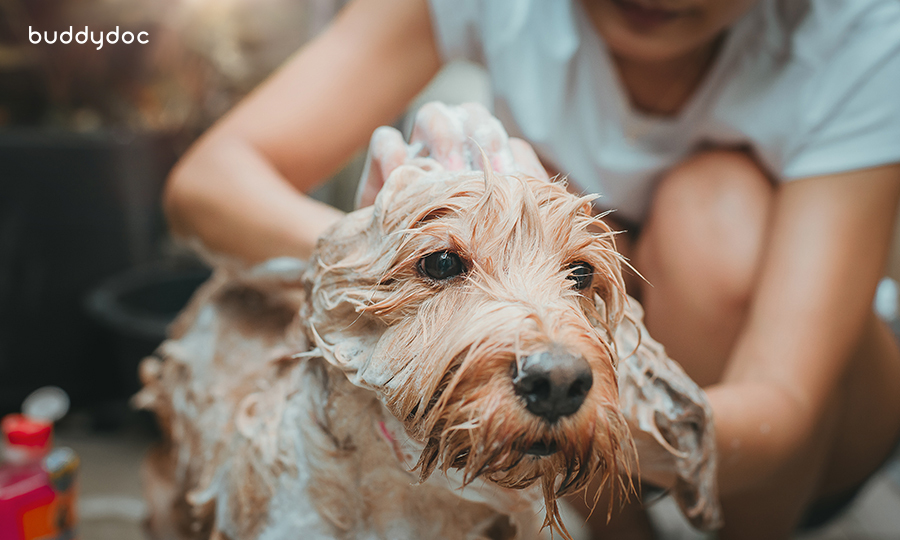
[0, 413, 78, 540]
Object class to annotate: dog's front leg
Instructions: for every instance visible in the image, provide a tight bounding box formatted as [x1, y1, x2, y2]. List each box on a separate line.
[615, 296, 723, 531]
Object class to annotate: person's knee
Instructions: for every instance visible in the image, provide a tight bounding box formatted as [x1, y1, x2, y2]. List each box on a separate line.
[637, 150, 773, 311]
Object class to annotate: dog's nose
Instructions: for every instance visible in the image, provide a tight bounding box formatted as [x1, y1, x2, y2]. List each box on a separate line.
[512, 349, 593, 423]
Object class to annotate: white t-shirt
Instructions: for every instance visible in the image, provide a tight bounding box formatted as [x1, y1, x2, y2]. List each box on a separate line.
[427, 0, 900, 222]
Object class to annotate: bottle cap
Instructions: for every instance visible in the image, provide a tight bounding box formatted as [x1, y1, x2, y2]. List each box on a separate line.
[1, 414, 53, 449]
[22, 386, 70, 422]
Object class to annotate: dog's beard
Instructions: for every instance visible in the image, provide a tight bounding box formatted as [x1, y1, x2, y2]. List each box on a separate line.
[350, 259, 635, 537]
[382, 337, 634, 537]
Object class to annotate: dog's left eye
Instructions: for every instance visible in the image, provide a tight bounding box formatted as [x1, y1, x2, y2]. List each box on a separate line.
[420, 251, 466, 280]
[567, 262, 593, 290]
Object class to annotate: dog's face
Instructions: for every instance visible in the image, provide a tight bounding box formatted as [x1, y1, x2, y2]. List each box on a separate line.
[307, 162, 632, 528]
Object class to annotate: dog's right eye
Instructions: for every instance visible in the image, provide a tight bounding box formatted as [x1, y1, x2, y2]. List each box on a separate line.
[419, 251, 466, 280]
[567, 262, 593, 290]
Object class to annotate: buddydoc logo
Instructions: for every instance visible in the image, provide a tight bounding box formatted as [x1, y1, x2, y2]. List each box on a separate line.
[29, 26, 148, 50]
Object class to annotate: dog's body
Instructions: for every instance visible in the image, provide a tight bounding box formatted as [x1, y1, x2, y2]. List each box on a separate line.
[138, 261, 544, 540]
[138, 103, 721, 540]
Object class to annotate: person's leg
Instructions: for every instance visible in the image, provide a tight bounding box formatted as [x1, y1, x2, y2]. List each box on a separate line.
[818, 311, 900, 496]
[630, 149, 900, 538]
[633, 149, 773, 387]
[630, 149, 831, 538]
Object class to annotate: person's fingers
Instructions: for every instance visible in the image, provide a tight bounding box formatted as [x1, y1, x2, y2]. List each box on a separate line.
[460, 103, 516, 174]
[358, 104, 551, 209]
[372, 126, 409, 181]
[508, 137, 550, 181]
[410, 102, 467, 171]
[355, 126, 408, 208]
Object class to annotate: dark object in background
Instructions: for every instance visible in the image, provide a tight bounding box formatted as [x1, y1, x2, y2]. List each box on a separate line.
[0, 130, 177, 414]
[0, 0, 350, 418]
[85, 263, 211, 398]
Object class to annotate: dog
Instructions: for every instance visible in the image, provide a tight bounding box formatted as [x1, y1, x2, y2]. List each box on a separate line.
[137, 102, 721, 540]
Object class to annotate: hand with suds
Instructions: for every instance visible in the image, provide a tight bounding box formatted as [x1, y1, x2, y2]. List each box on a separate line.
[357, 102, 549, 209]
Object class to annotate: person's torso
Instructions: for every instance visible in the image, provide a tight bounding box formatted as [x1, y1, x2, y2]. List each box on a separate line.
[457, 0, 900, 222]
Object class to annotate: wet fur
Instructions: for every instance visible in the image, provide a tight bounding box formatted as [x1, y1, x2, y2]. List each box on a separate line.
[308, 168, 634, 534]
[139, 111, 721, 539]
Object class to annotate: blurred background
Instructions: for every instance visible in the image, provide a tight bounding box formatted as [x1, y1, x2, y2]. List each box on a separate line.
[0, 0, 352, 415]
[0, 1, 898, 539]
[0, 0, 494, 417]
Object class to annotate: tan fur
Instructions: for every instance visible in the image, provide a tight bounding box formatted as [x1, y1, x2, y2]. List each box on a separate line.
[309, 165, 633, 535]
[138, 103, 721, 540]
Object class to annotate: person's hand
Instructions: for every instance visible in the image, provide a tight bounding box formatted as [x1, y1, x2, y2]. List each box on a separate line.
[355, 102, 550, 209]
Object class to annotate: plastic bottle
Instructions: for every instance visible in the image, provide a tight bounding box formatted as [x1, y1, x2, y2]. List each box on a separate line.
[0, 388, 79, 540]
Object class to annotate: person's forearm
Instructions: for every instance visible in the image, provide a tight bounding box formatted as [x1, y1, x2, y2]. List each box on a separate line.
[161, 0, 441, 264]
[704, 381, 824, 496]
[702, 167, 900, 496]
[165, 135, 345, 263]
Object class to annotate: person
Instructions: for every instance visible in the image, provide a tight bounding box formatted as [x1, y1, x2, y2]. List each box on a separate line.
[163, 0, 900, 537]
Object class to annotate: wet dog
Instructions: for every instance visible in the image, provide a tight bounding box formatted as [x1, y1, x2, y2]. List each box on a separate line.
[138, 103, 721, 540]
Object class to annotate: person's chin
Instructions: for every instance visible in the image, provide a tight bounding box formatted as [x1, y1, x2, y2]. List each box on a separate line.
[587, 0, 702, 60]
[610, 0, 689, 32]
[599, 24, 698, 63]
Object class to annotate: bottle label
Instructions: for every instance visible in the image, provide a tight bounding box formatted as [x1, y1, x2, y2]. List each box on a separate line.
[0, 447, 79, 540]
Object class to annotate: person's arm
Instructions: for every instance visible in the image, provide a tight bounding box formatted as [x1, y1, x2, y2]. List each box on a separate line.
[164, 0, 442, 263]
[707, 163, 900, 494]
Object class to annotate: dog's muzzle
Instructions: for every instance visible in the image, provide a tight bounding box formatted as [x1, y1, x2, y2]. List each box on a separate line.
[512, 347, 593, 424]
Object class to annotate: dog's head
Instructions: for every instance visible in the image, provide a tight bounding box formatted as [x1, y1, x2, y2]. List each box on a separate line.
[306, 152, 633, 530]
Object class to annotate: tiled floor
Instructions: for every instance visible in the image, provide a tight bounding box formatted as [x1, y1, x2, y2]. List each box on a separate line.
[646, 465, 900, 540]
[798, 473, 900, 540]
[57, 418, 149, 540]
